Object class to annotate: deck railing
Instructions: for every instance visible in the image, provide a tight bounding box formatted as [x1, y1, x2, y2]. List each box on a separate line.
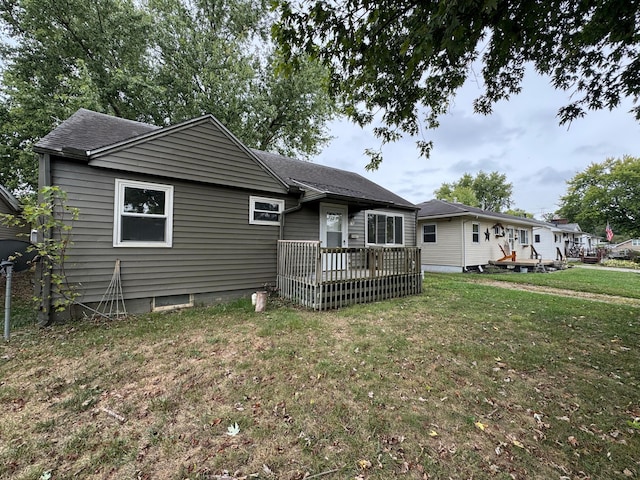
[277, 240, 422, 310]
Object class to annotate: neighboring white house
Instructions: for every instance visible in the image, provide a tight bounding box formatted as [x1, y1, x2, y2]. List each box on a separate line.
[417, 200, 543, 273]
[531, 220, 586, 260]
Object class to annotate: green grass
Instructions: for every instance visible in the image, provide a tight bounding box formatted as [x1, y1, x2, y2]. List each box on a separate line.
[470, 265, 640, 298]
[0, 271, 639, 479]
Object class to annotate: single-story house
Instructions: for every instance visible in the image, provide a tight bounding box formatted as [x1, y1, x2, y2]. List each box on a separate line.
[417, 199, 552, 273]
[609, 239, 640, 258]
[33, 109, 421, 322]
[530, 220, 585, 260]
[0, 184, 29, 241]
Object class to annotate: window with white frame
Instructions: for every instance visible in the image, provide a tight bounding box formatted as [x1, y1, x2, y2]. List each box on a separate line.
[114, 179, 173, 247]
[249, 196, 284, 225]
[472, 223, 479, 243]
[632, 239, 640, 246]
[366, 212, 404, 245]
[423, 224, 436, 243]
[519, 229, 530, 245]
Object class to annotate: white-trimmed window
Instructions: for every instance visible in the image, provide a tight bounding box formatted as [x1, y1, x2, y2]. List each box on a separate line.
[423, 224, 436, 243]
[249, 196, 284, 225]
[472, 223, 480, 243]
[114, 179, 173, 247]
[366, 212, 404, 245]
[519, 229, 530, 245]
[632, 239, 640, 246]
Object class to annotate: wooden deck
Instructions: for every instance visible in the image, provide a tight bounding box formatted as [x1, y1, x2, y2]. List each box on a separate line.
[277, 241, 422, 310]
[488, 258, 564, 272]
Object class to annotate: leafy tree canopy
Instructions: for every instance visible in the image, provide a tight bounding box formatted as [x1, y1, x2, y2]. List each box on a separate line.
[434, 171, 513, 212]
[0, 0, 335, 193]
[274, 0, 640, 168]
[556, 156, 640, 239]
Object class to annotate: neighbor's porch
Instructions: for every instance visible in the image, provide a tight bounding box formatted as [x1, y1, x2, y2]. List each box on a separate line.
[277, 240, 422, 310]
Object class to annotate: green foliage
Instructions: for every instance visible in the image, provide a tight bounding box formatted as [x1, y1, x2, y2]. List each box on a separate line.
[0, 0, 336, 191]
[274, 0, 640, 166]
[1, 186, 80, 314]
[556, 156, 640, 238]
[434, 171, 513, 212]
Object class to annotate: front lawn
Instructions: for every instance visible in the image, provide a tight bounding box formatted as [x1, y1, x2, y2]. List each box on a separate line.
[0, 274, 638, 479]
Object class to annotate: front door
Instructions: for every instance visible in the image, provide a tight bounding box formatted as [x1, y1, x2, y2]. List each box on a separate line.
[320, 204, 348, 272]
[320, 204, 348, 248]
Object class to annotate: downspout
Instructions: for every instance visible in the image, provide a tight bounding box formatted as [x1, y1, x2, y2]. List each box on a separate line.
[38, 153, 52, 326]
[462, 219, 468, 271]
[279, 197, 304, 240]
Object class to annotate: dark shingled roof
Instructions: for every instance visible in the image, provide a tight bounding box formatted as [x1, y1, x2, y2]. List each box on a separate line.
[34, 108, 159, 155]
[253, 150, 415, 209]
[417, 199, 540, 225]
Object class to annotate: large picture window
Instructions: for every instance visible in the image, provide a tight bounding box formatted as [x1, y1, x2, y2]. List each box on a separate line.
[366, 212, 404, 246]
[249, 196, 284, 225]
[114, 179, 173, 247]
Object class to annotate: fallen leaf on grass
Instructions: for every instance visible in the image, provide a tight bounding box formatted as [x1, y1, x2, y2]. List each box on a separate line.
[475, 421, 486, 431]
[227, 423, 240, 436]
[512, 439, 525, 449]
[568, 436, 579, 447]
[428, 430, 438, 437]
[357, 459, 371, 470]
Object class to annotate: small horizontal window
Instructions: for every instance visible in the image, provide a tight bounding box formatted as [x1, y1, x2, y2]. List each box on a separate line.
[249, 196, 284, 225]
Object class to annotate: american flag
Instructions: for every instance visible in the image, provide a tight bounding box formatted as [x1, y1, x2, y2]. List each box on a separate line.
[606, 222, 614, 242]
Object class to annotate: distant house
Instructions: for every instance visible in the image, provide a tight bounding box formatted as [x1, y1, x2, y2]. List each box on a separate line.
[609, 239, 640, 257]
[33, 109, 421, 322]
[0, 185, 28, 241]
[531, 220, 585, 260]
[417, 200, 549, 273]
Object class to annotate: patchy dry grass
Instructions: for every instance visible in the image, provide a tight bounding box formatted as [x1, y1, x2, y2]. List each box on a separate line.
[1, 275, 639, 479]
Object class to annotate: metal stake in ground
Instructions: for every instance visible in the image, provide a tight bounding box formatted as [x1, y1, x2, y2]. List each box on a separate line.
[2, 260, 14, 341]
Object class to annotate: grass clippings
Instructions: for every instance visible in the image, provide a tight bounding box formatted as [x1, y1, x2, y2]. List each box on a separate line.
[1, 273, 639, 479]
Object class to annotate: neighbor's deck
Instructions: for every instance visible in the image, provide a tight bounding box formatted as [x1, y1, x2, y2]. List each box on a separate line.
[277, 241, 422, 310]
[488, 258, 565, 271]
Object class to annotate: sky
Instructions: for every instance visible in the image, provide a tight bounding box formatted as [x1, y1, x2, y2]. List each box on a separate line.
[315, 69, 639, 219]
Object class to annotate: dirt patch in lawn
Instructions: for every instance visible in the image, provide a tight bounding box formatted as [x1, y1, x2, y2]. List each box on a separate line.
[472, 279, 640, 307]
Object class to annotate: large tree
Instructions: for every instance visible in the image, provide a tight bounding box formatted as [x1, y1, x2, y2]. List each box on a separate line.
[0, 0, 335, 192]
[434, 171, 513, 212]
[274, 0, 640, 168]
[556, 156, 640, 239]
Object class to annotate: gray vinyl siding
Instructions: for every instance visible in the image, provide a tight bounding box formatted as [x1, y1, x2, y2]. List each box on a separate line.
[0, 198, 29, 240]
[52, 159, 287, 305]
[89, 120, 286, 194]
[283, 204, 319, 241]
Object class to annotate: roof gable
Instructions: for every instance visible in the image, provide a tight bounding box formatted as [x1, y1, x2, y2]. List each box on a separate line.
[0, 185, 21, 212]
[36, 109, 288, 194]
